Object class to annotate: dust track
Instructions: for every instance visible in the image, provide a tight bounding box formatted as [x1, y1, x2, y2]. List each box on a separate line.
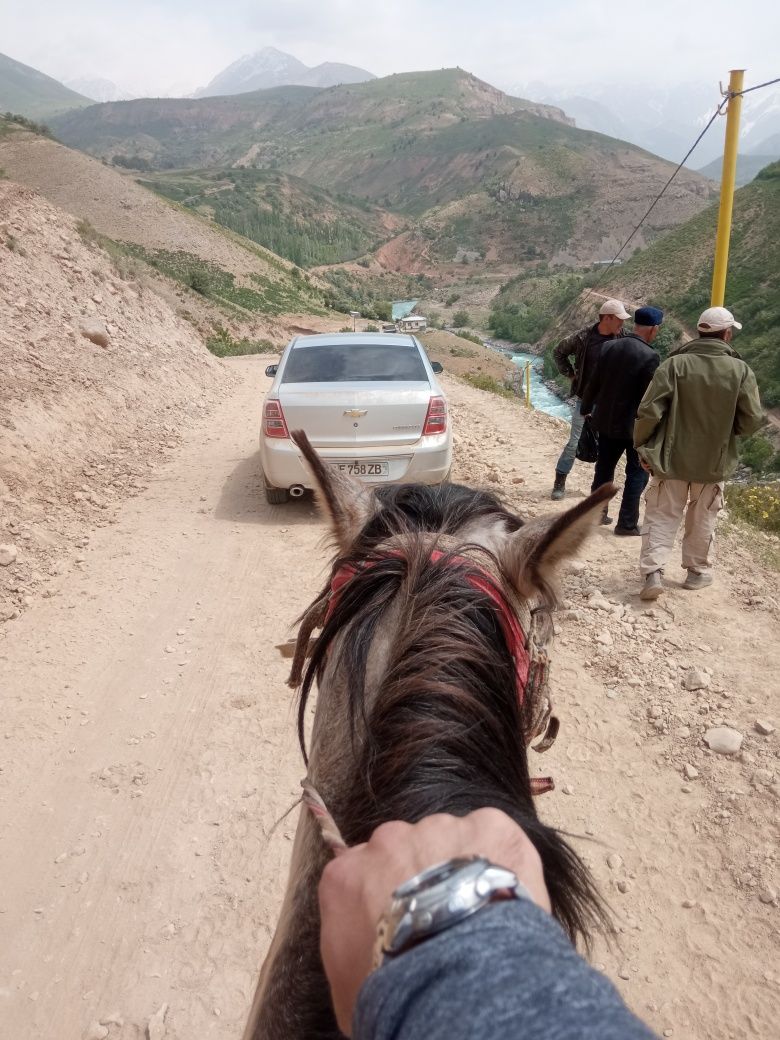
[2, 358, 778, 1040]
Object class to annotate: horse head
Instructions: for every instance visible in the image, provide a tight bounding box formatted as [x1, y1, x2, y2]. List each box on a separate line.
[244, 430, 615, 1040]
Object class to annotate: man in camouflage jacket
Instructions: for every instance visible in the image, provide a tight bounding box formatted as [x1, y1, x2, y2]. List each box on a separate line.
[549, 298, 630, 501]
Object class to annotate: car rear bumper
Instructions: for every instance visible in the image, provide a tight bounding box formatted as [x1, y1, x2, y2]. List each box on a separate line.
[260, 434, 452, 490]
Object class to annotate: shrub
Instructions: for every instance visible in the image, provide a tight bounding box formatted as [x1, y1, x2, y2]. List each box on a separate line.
[739, 432, 780, 475]
[76, 218, 100, 244]
[726, 482, 780, 534]
[456, 330, 483, 345]
[452, 309, 470, 328]
[206, 326, 274, 357]
[187, 268, 211, 295]
[3, 112, 52, 137]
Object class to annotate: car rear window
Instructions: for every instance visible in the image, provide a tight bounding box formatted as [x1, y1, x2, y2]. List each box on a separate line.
[281, 342, 428, 383]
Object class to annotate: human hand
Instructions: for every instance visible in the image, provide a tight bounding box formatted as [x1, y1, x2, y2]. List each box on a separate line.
[639, 459, 652, 473]
[318, 808, 551, 1035]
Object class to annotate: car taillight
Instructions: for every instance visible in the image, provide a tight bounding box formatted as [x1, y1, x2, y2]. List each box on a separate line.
[423, 396, 447, 436]
[263, 400, 289, 439]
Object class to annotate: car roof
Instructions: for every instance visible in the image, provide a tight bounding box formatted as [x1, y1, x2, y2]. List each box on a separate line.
[290, 332, 418, 348]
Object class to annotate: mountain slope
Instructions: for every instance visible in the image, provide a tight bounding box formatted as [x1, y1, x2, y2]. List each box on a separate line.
[194, 47, 374, 97]
[298, 62, 376, 88]
[139, 167, 397, 267]
[50, 68, 570, 169]
[50, 68, 713, 266]
[602, 161, 780, 405]
[0, 51, 92, 120]
[697, 152, 780, 186]
[0, 118, 326, 324]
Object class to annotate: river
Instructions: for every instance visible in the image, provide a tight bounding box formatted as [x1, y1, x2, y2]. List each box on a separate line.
[483, 341, 572, 421]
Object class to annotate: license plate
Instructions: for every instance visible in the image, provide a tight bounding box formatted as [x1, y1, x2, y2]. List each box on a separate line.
[329, 461, 390, 478]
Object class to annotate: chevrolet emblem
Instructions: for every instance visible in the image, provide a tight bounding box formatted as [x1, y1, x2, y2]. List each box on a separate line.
[343, 409, 368, 418]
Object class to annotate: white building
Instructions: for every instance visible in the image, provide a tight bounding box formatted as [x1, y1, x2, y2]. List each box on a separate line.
[397, 315, 428, 332]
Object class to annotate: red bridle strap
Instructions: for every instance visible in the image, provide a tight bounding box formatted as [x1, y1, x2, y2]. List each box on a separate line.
[326, 550, 531, 704]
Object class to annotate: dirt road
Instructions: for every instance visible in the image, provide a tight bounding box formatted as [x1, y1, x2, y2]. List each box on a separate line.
[2, 358, 778, 1040]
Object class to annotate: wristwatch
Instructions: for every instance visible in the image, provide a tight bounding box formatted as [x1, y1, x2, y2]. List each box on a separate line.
[372, 856, 529, 969]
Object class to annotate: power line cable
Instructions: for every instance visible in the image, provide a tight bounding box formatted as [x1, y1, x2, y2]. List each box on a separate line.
[735, 76, 780, 96]
[540, 74, 779, 338]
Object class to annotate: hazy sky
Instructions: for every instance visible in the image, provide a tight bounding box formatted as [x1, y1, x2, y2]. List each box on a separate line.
[3, 0, 778, 97]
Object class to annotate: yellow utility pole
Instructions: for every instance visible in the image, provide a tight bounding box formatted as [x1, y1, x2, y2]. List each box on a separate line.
[711, 69, 745, 306]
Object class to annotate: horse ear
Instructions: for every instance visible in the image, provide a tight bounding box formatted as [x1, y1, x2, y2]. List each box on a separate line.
[501, 484, 617, 601]
[291, 430, 375, 550]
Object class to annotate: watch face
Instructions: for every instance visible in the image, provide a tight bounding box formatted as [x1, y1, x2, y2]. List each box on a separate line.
[393, 856, 483, 899]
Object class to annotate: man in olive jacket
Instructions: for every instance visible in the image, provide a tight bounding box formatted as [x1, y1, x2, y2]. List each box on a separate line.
[634, 306, 764, 600]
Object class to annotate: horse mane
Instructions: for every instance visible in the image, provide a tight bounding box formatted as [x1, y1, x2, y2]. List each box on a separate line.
[295, 481, 609, 946]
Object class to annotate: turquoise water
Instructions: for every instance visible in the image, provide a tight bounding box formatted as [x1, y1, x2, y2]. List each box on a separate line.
[508, 351, 572, 421]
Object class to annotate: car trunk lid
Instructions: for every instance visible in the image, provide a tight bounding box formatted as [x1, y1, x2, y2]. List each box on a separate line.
[278, 384, 432, 447]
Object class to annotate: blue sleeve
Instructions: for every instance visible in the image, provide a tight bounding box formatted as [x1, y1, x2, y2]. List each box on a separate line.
[354, 899, 657, 1040]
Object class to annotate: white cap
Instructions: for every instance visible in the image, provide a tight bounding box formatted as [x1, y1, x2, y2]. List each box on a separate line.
[697, 306, 742, 332]
[598, 298, 631, 320]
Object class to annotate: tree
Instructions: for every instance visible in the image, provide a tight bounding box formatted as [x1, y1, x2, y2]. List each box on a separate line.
[453, 310, 470, 328]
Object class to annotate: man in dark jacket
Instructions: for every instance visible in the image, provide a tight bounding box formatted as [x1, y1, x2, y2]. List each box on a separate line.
[580, 306, 663, 534]
[549, 298, 630, 500]
[634, 306, 764, 600]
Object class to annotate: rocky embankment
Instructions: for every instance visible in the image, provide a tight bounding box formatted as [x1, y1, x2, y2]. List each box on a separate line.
[0, 182, 232, 626]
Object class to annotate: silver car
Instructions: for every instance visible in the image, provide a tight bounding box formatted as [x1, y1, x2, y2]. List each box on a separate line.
[260, 333, 452, 504]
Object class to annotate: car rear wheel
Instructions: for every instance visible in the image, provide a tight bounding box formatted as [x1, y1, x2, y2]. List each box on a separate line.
[263, 473, 289, 505]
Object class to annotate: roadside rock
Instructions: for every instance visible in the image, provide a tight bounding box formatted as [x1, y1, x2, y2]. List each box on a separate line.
[84, 1023, 108, 1040]
[754, 719, 775, 736]
[147, 1002, 168, 1040]
[80, 321, 110, 348]
[684, 764, 699, 780]
[0, 544, 18, 567]
[683, 669, 711, 692]
[704, 727, 743, 755]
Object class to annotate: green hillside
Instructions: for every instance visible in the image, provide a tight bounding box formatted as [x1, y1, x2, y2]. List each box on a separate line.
[52, 68, 715, 268]
[0, 51, 91, 120]
[602, 161, 780, 406]
[138, 168, 393, 267]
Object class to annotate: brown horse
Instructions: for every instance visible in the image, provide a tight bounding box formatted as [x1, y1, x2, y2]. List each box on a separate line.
[244, 431, 615, 1040]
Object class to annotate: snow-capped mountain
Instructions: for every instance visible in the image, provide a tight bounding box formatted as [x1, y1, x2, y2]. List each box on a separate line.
[64, 77, 132, 103]
[193, 47, 375, 98]
[507, 80, 780, 168]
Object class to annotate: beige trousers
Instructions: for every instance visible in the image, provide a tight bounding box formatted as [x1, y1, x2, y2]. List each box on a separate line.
[640, 478, 724, 577]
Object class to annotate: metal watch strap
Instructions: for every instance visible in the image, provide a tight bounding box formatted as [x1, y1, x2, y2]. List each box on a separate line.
[372, 856, 528, 970]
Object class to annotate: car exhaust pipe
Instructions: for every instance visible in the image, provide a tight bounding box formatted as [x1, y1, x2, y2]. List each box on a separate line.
[289, 484, 306, 498]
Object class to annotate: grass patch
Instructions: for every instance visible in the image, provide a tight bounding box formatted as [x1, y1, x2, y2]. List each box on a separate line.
[206, 326, 274, 357]
[461, 372, 516, 399]
[118, 244, 321, 315]
[726, 482, 780, 535]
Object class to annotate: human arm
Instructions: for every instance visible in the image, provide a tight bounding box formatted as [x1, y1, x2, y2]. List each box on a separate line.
[634, 361, 674, 449]
[734, 368, 765, 437]
[318, 810, 656, 1040]
[552, 328, 583, 379]
[355, 899, 656, 1040]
